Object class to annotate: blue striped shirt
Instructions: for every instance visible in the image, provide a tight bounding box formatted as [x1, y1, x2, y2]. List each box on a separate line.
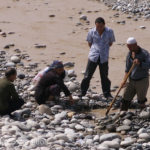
[87, 27, 115, 64]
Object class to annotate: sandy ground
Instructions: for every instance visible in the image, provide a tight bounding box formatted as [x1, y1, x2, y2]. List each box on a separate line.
[0, 0, 150, 101]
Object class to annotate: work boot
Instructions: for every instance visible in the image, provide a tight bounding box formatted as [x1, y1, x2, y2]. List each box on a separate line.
[104, 93, 113, 99]
[138, 98, 147, 110]
[120, 99, 131, 111]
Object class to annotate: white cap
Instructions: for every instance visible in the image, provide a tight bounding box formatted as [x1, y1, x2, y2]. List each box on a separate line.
[127, 37, 137, 45]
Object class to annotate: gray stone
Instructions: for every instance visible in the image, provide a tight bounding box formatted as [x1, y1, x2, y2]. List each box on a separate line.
[139, 133, 150, 140]
[75, 124, 85, 131]
[116, 125, 131, 132]
[11, 56, 20, 63]
[123, 119, 132, 126]
[139, 111, 150, 119]
[68, 82, 79, 92]
[101, 140, 120, 149]
[5, 62, 15, 67]
[120, 137, 136, 147]
[38, 104, 52, 115]
[137, 128, 147, 135]
[79, 15, 87, 21]
[55, 134, 69, 142]
[93, 135, 100, 142]
[100, 133, 121, 143]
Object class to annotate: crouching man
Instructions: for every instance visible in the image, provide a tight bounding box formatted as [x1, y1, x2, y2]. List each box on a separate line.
[0, 68, 24, 115]
[121, 37, 150, 111]
[35, 60, 74, 105]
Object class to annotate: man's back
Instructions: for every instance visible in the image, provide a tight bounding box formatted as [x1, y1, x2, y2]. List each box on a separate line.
[0, 78, 12, 113]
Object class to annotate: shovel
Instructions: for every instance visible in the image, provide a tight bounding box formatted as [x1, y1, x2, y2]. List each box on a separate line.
[105, 63, 135, 116]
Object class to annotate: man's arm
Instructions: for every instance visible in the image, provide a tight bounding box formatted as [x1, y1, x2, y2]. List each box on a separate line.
[140, 52, 150, 69]
[88, 42, 92, 48]
[9, 84, 20, 100]
[109, 29, 115, 47]
[87, 30, 93, 48]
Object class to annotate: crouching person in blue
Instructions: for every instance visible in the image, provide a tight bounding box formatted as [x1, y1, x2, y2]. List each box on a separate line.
[35, 60, 74, 105]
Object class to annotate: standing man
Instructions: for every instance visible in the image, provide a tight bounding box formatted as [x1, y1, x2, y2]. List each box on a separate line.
[81, 17, 115, 99]
[121, 37, 150, 111]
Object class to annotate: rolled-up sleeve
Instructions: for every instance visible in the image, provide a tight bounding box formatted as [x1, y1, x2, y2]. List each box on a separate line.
[109, 29, 115, 43]
[86, 30, 93, 43]
[56, 79, 71, 96]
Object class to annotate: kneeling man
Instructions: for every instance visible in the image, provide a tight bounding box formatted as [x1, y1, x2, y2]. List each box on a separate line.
[0, 68, 24, 115]
[35, 60, 74, 105]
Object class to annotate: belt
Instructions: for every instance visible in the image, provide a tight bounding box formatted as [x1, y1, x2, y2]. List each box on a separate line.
[130, 77, 147, 81]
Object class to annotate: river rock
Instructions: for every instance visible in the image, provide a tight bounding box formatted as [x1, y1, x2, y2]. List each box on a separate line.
[79, 15, 87, 21]
[75, 124, 85, 131]
[106, 124, 116, 132]
[67, 70, 76, 77]
[123, 119, 132, 126]
[116, 125, 131, 132]
[121, 137, 136, 147]
[63, 62, 75, 68]
[54, 111, 67, 121]
[101, 140, 120, 149]
[65, 128, 77, 141]
[11, 56, 20, 63]
[137, 128, 147, 135]
[68, 82, 79, 92]
[55, 134, 69, 142]
[5, 62, 15, 67]
[139, 110, 150, 119]
[34, 44, 46, 48]
[38, 104, 52, 115]
[11, 108, 31, 120]
[100, 133, 121, 143]
[18, 73, 26, 79]
[139, 133, 150, 140]
[93, 135, 100, 142]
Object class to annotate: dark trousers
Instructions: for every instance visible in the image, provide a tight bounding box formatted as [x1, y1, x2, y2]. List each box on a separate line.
[81, 59, 111, 96]
[35, 84, 61, 105]
[0, 98, 24, 116]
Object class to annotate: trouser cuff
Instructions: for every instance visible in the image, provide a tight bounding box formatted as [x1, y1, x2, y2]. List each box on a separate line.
[138, 98, 147, 104]
[120, 99, 131, 111]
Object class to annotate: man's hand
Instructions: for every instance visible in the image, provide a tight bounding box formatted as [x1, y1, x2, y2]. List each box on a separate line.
[109, 42, 113, 47]
[121, 82, 128, 88]
[69, 95, 74, 105]
[133, 58, 140, 65]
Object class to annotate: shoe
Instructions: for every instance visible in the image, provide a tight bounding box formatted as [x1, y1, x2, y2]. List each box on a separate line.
[104, 93, 113, 99]
[120, 99, 130, 111]
[139, 103, 146, 110]
[78, 92, 86, 100]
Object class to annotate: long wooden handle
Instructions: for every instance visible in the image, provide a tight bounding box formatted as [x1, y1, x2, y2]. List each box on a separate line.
[105, 63, 135, 116]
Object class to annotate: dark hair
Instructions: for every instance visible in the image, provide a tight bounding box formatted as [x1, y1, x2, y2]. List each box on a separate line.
[95, 17, 105, 25]
[5, 68, 17, 78]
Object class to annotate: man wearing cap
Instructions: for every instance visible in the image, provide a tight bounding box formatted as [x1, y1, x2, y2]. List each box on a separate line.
[80, 17, 115, 99]
[35, 60, 74, 105]
[121, 37, 150, 111]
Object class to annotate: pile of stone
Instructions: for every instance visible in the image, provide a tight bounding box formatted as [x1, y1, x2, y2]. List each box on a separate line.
[101, 0, 150, 19]
[0, 48, 150, 150]
[97, 108, 150, 149]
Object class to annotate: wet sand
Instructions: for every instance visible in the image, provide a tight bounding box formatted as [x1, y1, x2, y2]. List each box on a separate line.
[0, 0, 150, 104]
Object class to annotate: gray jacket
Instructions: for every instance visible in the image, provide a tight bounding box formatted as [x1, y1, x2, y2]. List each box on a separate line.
[126, 47, 150, 80]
